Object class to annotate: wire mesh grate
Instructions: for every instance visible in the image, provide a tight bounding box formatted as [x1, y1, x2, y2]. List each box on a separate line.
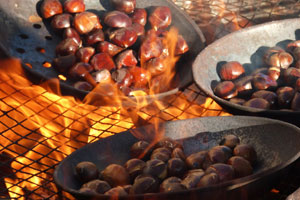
[0, 0, 299, 199]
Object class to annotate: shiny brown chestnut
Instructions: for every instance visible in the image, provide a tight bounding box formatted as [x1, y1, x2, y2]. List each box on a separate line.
[276, 86, 295, 108]
[205, 163, 235, 182]
[181, 169, 205, 189]
[149, 6, 172, 30]
[243, 98, 270, 110]
[143, 159, 167, 180]
[287, 40, 300, 51]
[130, 23, 145, 36]
[64, 0, 85, 13]
[130, 140, 151, 159]
[51, 13, 72, 29]
[214, 81, 238, 99]
[228, 156, 253, 178]
[75, 161, 99, 183]
[185, 151, 207, 169]
[171, 147, 186, 160]
[111, 68, 133, 89]
[233, 144, 257, 165]
[145, 57, 167, 76]
[219, 135, 240, 149]
[40, 0, 63, 19]
[129, 67, 151, 88]
[109, 27, 138, 48]
[229, 98, 246, 105]
[124, 158, 146, 181]
[268, 66, 281, 81]
[234, 76, 253, 95]
[175, 35, 189, 55]
[52, 54, 77, 73]
[63, 28, 82, 46]
[139, 32, 163, 63]
[85, 29, 105, 45]
[81, 180, 111, 194]
[197, 172, 219, 188]
[268, 51, 293, 69]
[152, 147, 172, 156]
[131, 8, 147, 26]
[56, 38, 79, 56]
[131, 176, 159, 194]
[263, 47, 283, 64]
[160, 182, 187, 193]
[101, 164, 130, 187]
[97, 41, 124, 57]
[76, 47, 95, 63]
[73, 12, 102, 35]
[160, 177, 183, 192]
[284, 67, 300, 86]
[115, 50, 138, 69]
[151, 152, 170, 163]
[111, 0, 136, 14]
[219, 61, 245, 81]
[104, 11, 132, 28]
[69, 62, 94, 82]
[91, 53, 116, 71]
[252, 73, 277, 90]
[104, 186, 128, 196]
[202, 145, 232, 169]
[251, 90, 277, 106]
[167, 158, 187, 177]
[291, 92, 300, 111]
[92, 69, 112, 84]
[74, 81, 93, 91]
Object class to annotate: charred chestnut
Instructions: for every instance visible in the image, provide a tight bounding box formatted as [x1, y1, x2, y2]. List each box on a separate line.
[81, 179, 111, 194]
[64, 0, 85, 13]
[40, 0, 63, 19]
[75, 161, 99, 183]
[111, 0, 136, 14]
[101, 164, 130, 187]
[167, 158, 187, 177]
[104, 11, 132, 28]
[219, 61, 245, 81]
[233, 144, 257, 165]
[214, 81, 238, 99]
[124, 158, 146, 181]
[228, 156, 253, 178]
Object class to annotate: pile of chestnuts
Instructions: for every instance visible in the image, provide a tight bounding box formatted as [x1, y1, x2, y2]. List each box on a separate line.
[214, 42, 300, 111]
[75, 135, 257, 196]
[39, 0, 189, 95]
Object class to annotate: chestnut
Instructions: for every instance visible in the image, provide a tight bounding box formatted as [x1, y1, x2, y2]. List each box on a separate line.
[268, 66, 281, 81]
[243, 98, 270, 109]
[219, 61, 245, 81]
[175, 35, 189, 55]
[276, 86, 295, 108]
[76, 47, 95, 63]
[185, 151, 207, 169]
[155, 138, 182, 150]
[92, 69, 112, 84]
[268, 51, 294, 69]
[214, 81, 238, 99]
[40, 0, 63, 19]
[160, 182, 187, 193]
[205, 163, 235, 182]
[284, 67, 300, 86]
[202, 145, 232, 169]
[167, 158, 187, 177]
[104, 186, 128, 196]
[109, 27, 138, 48]
[64, 0, 85, 13]
[111, 68, 133, 89]
[219, 135, 240, 149]
[139, 32, 163, 63]
[233, 144, 257, 165]
[151, 147, 171, 163]
[197, 172, 219, 187]
[161, 176, 181, 186]
[52, 54, 77, 73]
[129, 67, 151, 88]
[51, 13, 72, 29]
[74, 81, 93, 91]
[124, 158, 146, 181]
[69, 62, 93, 79]
[145, 57, 167, 76]
[130, 140, 151, 159]
[251, 90, 277, 106]
[63, 28, 82, 46]
[143, 159, 167, 180]
[104, 11, 132, 28]
[101, 164, 130, 187]
[130, 23, 145, 36]
[263, 46, 284, 65]
[171, 147, 186, 160]
[131, 8, 147, 26]
[115, 50, 138, 69]
[73, 12, 102, 35]
[91, 53, 116, 71]
[56, 38, 79, 56]
[97, 41, 124, 57]
[229, 98, 246, 105]
[234, 76, 253, 95]
[181, 169, 205, 189]
[228, 156, 253, 178]
[85, 29, 105, 45]
[111, 0, 136, 14]
[252, 73, 277, 90]
[131, 176, 159, 194]
[122, 185, 133, 194]
[79, 187, 97, 195]
[75, 161, 99, 183]
[149, 6, 172, 30]
[287, 40, 300, 51]
[81, 179, 111, 194]
[291, 92, 300, 111]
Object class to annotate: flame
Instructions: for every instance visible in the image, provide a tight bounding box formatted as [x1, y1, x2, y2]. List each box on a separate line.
[0, 28, 229, 199]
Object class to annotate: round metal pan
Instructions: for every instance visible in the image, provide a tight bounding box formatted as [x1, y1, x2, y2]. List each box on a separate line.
[0, 0, 205, 101]
[192, 18, 300, 126]
[54, 116, 300, 200]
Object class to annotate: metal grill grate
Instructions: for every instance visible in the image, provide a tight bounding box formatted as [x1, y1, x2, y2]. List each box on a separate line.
[0, 0, 300, 199]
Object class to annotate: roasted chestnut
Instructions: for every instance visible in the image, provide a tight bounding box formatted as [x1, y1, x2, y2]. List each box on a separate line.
[63, 28, 82, 46]
[122, 185, 133, 194]
[268, 66, 281, 81]
[92, 69, 112, 83]
[97, 41, 124, 57]
[295, 78, 300, 92]
[131, 8, 147, 26]
[69, 62, 93, 79]
[40, 0, 63, 19]
[130, 23, 145, 36]
[167, 158, 187, 177]
[276, 86, 295, 108]
[284, 67, 300, 86]
[145, 57, 167, 76]
[252, 73, 277, 90]
[130, 140, 151, 159]
[85, 29, 105, 45]
[205, 163, 235, 182]
[104, 11, 132, 28]
[219, 135, 240, 149]
[81, 179, 111, 194]
[115, 50, 138, 69]
[124, 158, 146, 181]
[139, 32, 163, 63]
[76, 47, 95, 63]
[197, 172, 219, 187]
[90, 53, 116, 71]
[51, 13, 72, 29]
[154, 137, 182, 150]
[101, 164, 130, 187]
[129, 67, 151, 88]
[251, 90, 277, 106]
[219, 61, 245, 81]
[151, 147, 171, 163]
[233, 144, 257, 165]
[143, 159, 167, 180]
[109, 27, 138, 48]
[74, 81, 93, 91]
[202, 145, 232, 169]
[56, 38, 79, 56]
[64, 0, 85, 13]
[267, 51, 293, 69]
[111, 0, 136, 14]
[175, 35, 189, 55]
[214, 81, 238, 99]
[185, 151, 207, 169]
[148, 6, 172, 30]
[181, 169, 205, 189]
[229, 98, 246, 105]
[160, 182, 187, 193]
[131, 176, 159, 194]
[104, 186, 128, 196]
[171, 147, 186, 160]
[112, 68, 133, 89]
[291, 92, 300, 111]
[228, 156, 253, 178]
[234, 76, 253, 95]
[75, 161, 99, 183]
[243, 98, 270, 109]
[73, 12, 102, 35]
[52, 54, 77, 73]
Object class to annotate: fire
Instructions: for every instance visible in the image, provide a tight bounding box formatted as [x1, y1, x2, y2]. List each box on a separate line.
[0, 29, 229, 199]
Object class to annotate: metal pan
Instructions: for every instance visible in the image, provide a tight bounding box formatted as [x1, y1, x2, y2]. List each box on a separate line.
[54, 116, 300, 200]
[0, 0, 205, 101]
[192, 18, 300, 126]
